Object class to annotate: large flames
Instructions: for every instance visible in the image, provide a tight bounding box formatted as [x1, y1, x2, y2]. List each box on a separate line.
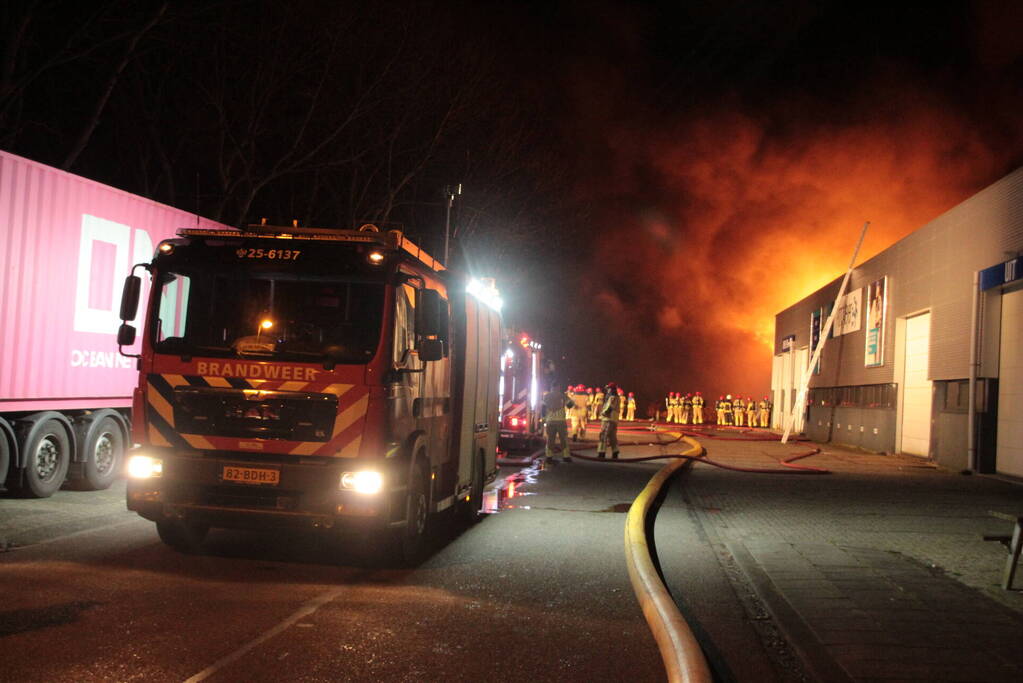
[568, 96, 1021, 404]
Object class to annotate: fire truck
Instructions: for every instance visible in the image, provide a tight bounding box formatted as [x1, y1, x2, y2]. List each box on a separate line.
[497, 331, 545, 450]
[117, 223, 502, 561]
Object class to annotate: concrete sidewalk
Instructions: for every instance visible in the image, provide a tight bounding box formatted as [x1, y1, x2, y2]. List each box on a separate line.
[672, 428, 1023, 682]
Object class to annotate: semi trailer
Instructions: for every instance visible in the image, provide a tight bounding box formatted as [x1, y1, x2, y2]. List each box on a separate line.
[0, 151, 227, 497]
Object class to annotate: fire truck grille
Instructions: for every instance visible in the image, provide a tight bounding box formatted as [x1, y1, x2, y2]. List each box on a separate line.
[172, 386, 338, 442]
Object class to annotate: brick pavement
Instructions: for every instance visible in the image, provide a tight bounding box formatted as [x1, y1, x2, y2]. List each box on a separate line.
[676, 428, 1023, 682]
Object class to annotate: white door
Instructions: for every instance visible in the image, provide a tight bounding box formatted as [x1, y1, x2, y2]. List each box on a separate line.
[793, 347, 808, 433]
[901, 312, 932, 456]
[997, 288, 1023, 477]
[781, 350, 793, 430]
[772, 354, 784, 429]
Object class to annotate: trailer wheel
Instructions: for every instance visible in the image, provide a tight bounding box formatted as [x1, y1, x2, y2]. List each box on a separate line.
[0, 420, 11, 487]
[81, 415, 124, 490]
[156, 520, 209, 553]
[21, 418, 71, 498]
[459, 449, 485, 524]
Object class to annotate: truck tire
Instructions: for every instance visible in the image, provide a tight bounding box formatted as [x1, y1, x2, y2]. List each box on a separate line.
[81, 414, 124, 490]
[394, 461, 429, 565]
[20, 418, 71, 498]
[156, 520, 209, 553]
[459, 449, 485, 524]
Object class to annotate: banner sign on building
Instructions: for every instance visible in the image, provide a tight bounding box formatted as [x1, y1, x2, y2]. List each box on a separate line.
[781, 334, 795, 351]
[834, 287, 862, 336]
[865, 277, 887, 367]
[810, 308, 822, 374]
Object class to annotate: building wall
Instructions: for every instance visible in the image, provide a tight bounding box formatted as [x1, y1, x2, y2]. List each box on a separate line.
[773, 166, 1023, 469]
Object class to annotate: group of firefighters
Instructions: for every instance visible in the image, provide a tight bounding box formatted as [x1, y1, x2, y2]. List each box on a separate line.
[713, 395, 773, 428]
[662, 392, 706, 424]
[539, 383, 776, 463]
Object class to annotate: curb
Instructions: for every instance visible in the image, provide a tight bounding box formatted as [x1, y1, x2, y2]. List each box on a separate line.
[624, 435, 713, 683]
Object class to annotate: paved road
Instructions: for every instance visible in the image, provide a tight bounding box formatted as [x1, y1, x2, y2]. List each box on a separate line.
[1, 434, 724, 683]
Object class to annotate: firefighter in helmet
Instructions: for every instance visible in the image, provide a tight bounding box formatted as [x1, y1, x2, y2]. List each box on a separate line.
[692, 392, 704, 424]
[590, 385, 604, 421]
[570, 384, 589, 441]
[617, 387, 626, 421]
[719, 395, 731, 426]
[745, 396, 757, 428]
[626, 391, 637, 421]
[732, 393, 744, 427]
[541, 380, 574, 462]
[598, 382, 621, 459]
[664, 392, 674, 423]
[681, 393, 693, 425]
[759, 396, 772, 429]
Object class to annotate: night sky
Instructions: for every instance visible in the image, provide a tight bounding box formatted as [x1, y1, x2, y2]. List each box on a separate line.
[4, 1, 1023, 412]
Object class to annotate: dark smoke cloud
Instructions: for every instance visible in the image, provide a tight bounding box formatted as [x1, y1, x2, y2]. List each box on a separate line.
[553, 60, 1023, 409]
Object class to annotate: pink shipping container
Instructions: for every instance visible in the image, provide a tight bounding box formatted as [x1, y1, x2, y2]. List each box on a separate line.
[0, 151, 229, 495]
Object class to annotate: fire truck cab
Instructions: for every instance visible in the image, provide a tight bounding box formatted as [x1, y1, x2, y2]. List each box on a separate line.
[118, 224, 502, 562]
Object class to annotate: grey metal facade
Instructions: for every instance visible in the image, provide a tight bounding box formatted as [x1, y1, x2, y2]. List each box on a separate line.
[773, 166, 1023, 470]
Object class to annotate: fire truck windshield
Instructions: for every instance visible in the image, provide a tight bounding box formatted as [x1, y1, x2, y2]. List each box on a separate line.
[151, 268, 385, 364]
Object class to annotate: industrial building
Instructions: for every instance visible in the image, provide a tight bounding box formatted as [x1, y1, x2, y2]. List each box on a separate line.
[772, 166, 1023, 479]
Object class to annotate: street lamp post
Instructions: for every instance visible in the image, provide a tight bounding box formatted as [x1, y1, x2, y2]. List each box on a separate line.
[443, 183, 462, 266]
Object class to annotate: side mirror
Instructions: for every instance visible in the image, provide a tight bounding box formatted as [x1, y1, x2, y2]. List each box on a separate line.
[417, 339, 444, 362]
[120, 275, 142, 321]
[117, 323, 137, 347]
[415, 289, 443, 338]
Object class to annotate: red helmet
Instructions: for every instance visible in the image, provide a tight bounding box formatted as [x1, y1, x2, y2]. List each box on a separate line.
[686, 393, 692, 397]
[628, 392, 634, 397]
[719, 395, 724, 399]
[605, 382, 617, 393]
[617, 388, 624, 395]
[764, 396, 769, 400]
[696, 391, 701, 395]
[587, 387, 593, 393]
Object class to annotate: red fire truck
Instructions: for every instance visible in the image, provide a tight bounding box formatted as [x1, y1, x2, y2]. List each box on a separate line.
[118, 223, 502, 561]
[497, 330, 545, 450]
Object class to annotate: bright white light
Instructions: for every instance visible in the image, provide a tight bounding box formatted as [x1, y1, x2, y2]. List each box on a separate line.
[466, 278, 503, 312]
[127, 454, 163, 479]
[340, 470, 383, 494]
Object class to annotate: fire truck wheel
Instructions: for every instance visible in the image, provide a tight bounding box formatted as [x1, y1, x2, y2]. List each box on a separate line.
[396, 461, 429, 565]
[21, 418, 71, 498]
[459, 449, 485, 524]
[81, 415, 124, 490]
[156, 520, 209, 553]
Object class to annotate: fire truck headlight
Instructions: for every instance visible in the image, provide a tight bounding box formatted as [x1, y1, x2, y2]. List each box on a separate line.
[340, 470, 383, 494]
[127, 454, 163, 479]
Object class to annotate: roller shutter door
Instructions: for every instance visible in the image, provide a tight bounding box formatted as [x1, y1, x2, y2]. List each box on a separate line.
[901, 312, 932, 456]
[997, 288, 1023, 477]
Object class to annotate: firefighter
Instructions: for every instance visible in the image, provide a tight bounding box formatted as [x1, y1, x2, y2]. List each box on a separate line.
[718, 395, 731, 425]
[692, 392, 704, 424]
[732, 393, 744, 427]
[759, 396, 772, 429]
[541, 381, 574, 462]
[585, 387, 595, 421]
[626, 392, 637, 421]
[746, 396, 757, 428]
[663, 392, 673, 423]
[570, 384, 589, 441]
[598, 382, 621, 459]
[681, 393, 693, 425]
[617, 387, 626, 421]
[590, 386, 604, 421]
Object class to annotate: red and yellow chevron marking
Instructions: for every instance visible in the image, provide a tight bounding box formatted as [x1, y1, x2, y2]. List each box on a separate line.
[144, 373, 369, 458]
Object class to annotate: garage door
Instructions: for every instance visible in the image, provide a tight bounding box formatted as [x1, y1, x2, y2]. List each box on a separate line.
[901, 312, 931, 456]
[997, 288, 1023, 478]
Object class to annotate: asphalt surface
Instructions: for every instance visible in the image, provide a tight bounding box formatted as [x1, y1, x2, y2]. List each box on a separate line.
[0, 434, 678, 683]
[4, 425, 1022, 682]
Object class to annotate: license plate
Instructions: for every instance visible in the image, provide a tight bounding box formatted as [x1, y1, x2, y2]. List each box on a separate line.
[222, 466, 280, 486]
